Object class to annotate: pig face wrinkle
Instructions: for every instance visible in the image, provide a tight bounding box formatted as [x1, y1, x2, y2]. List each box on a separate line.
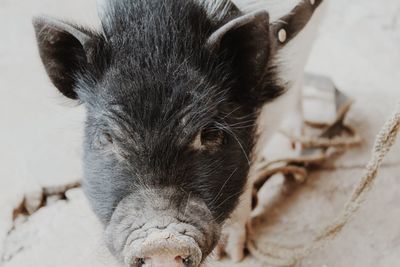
[104, 188, 218, 265]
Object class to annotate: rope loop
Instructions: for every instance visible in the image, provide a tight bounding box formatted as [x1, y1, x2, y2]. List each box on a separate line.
[248, 101, 400, 266]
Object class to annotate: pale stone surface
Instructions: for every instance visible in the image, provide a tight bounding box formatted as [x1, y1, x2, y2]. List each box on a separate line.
[2, 189, 119, 267]
[0, 0, 399, 266]
[0, 0, 98, 259]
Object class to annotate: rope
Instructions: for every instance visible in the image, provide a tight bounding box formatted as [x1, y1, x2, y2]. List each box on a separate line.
[253, 150, 344, 189]
[247, 101, 400, 266]
[280, 125, 362, 148]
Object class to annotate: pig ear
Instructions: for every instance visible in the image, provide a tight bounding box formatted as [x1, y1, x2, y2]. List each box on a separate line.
[207, 11, 272, 93]
[33, 16, 93, 99]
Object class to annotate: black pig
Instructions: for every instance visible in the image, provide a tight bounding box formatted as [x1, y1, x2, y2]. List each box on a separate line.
[33, 0, 325, 266]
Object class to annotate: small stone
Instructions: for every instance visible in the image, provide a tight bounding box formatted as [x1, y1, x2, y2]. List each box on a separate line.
[43, 183, 77, 195]
[310, 0, 316, 5]
[13, 215, 28, 227]
[46, 194, 63, 206]
[65, 188, 84, 201]
[24, 190, 44, 215]
[278, 28, 287, 43]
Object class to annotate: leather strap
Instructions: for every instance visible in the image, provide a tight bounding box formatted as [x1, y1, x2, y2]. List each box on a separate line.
[271, 0, 324, 47]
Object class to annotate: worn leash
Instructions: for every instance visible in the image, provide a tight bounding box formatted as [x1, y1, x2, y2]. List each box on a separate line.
[239, 0, 398, 264]
[247, 100, 400, 266]
[243, 0, 400, 265]
[253, 82, 362, 191]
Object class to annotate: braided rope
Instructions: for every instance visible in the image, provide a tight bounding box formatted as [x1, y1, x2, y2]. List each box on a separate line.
[247, 101, 400, 266]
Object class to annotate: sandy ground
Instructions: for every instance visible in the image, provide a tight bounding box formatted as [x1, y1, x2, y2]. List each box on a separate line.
[0, 0, 399, 266]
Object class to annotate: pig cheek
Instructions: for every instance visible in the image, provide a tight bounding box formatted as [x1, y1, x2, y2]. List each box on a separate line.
[83, 151, 133, 224]
[104, 205, 144, 262]
[205, 170, 248, 223]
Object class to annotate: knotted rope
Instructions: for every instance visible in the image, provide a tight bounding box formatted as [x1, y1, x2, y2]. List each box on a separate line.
[247, 101, 400, 266]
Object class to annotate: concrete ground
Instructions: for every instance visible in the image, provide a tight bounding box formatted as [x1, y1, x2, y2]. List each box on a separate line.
[0, 0, 399, 266]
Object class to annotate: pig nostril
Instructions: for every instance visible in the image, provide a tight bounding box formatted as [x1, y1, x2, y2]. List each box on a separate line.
[180, 256, 193, 267]
[134, 258, 146, 267]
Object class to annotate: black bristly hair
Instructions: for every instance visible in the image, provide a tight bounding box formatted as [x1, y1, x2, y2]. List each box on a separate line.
[33, 0, 285, 261]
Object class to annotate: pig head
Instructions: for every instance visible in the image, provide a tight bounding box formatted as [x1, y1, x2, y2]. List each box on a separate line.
[33, 0, 285, 266]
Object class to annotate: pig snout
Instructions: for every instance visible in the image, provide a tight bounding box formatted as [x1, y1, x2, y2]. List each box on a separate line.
[127, 231, 202, 267]
[104, 189, 221, 267]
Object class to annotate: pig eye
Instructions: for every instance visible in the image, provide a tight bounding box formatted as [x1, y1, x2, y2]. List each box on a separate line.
[101, 133, 113, 145]
[200, 127, 225, 148]
[191, 125, 225, 151]
[94, 132, 113, 148]
[192, 126, 225, 150]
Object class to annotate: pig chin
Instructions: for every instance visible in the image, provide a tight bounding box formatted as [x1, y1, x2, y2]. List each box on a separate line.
[104, 188, 221, 267]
